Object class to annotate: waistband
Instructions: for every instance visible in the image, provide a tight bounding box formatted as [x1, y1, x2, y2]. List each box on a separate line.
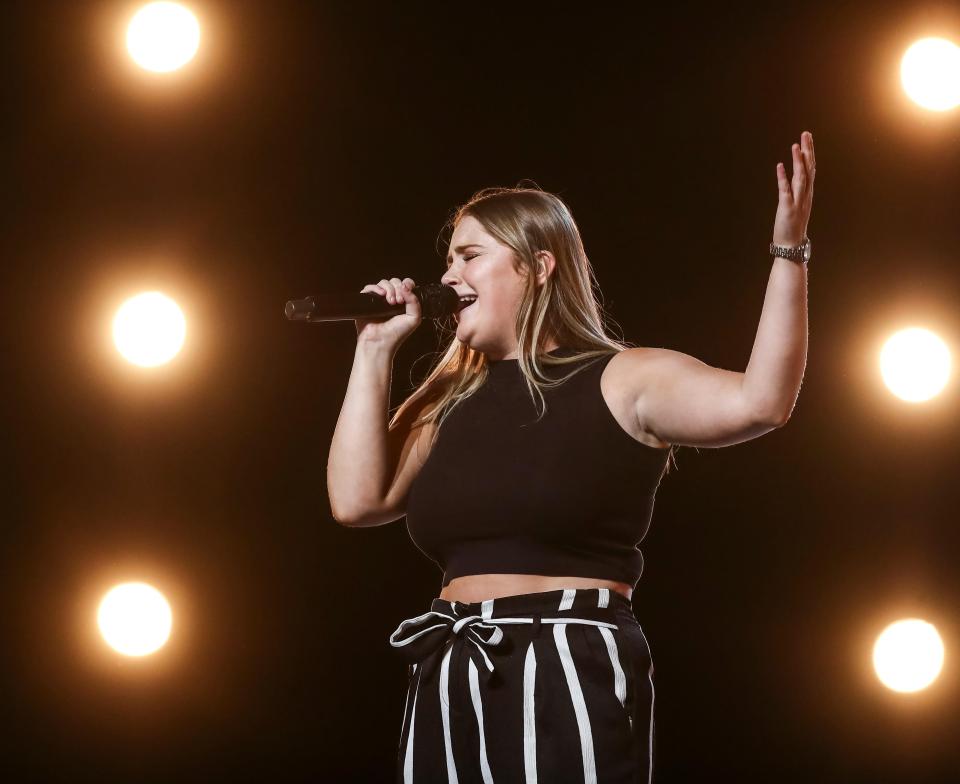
[434, 585, 632, 617]
[389, 587, 632, 685]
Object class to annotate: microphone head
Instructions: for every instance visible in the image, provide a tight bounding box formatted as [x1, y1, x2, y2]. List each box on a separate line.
[414, 283, 459, 319]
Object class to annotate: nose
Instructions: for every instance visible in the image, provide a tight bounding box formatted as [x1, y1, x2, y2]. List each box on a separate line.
[441, 268, 460, 287]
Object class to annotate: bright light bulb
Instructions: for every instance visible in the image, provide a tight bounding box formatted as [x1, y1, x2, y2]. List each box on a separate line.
[126, 2, 201, 73]
[873, 618, 944, 693]
[901, 37, 960, 111]
[112, 291, 186, 367]
[879, 327, 951, 402]
[97, 582, 173, 657]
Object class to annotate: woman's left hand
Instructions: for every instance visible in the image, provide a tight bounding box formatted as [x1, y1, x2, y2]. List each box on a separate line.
[772, 131, 816, 247]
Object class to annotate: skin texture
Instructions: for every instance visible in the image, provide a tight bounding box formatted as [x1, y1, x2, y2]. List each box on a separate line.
[440, 215, 558, 361]
[773, 131, 816, 246]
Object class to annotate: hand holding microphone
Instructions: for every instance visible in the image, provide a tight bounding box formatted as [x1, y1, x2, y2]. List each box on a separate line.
[285, 278, 459, 351]
[355, 277, 422, 348]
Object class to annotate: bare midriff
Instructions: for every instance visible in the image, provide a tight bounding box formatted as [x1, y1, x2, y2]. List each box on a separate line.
[438, 573, 633, 604]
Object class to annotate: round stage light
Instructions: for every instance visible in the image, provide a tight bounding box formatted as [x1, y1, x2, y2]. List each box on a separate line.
[879, 327, 951, 402]
[97, 582, 173, 657]
[901, 37, 960, 111]
[126, 2, 201, 73]
[873, 618, 944, 693]
[112, 291, 186, 367]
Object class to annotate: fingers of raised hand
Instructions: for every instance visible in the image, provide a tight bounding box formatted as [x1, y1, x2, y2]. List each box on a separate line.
[798, 131, 815, 183]
[776, 161, 792, 201]
[801, 130, 816, 175]
[800, 131, 816, 206]
[778, 132, 815, 207]
[791, 143, 807, 200]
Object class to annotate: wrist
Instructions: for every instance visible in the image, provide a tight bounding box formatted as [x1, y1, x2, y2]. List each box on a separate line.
[356, 339, 398, 361]
[771, 234, 807, 247]
[770, 235, 811, 263]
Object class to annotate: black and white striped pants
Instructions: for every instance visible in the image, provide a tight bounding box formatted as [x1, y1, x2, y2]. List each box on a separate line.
[389, 587, 654, 783]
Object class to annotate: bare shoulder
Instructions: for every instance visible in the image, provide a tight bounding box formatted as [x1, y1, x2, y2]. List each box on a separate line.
[600, 348, 672, 450]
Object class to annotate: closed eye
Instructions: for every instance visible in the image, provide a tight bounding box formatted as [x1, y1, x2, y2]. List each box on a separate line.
[445, 253, 479, 270]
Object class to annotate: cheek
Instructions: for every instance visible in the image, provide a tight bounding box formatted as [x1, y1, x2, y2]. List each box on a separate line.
[488, 276, 524, 303]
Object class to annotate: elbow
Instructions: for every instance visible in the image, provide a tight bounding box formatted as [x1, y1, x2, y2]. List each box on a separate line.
[329, 502, 357, 527]
[744, 387, 794, 429]
[762, 407, 792, 428]
[751, 400, 793, 428]
[329, 500, 397, 528]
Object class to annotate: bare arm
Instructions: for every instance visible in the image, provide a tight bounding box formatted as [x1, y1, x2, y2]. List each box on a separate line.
[741, 131, 814, 422]
[627, 132, 815, 447]
[327, 342, 397, 525]
[740, 256, 808, 424]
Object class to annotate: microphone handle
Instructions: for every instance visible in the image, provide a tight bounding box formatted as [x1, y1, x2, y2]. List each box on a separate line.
[285, 292, 405, 322]
[284, 282, 458, 322]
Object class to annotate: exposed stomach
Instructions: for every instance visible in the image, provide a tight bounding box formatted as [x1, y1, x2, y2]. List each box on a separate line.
[438, 573, 633, 604]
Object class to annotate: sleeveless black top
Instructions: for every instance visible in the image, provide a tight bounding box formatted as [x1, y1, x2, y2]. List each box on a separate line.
[405, 347, 671, 589]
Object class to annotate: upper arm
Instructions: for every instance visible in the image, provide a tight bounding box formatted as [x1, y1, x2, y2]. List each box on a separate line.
[345, 387, 441, 527]
[381, 396, 439, 520]
[620, 347, 786, 449]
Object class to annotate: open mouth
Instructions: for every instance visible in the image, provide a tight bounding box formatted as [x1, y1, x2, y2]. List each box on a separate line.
[456, 295, 478, 316]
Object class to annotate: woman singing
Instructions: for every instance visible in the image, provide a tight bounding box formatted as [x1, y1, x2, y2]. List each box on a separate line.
[327, 131, 815, 783]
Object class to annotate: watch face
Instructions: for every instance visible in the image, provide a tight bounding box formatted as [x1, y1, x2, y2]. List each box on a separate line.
[803, 241, 812, 262]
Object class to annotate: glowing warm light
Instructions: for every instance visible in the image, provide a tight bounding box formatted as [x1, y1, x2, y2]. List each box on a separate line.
[879, 327, 951, 402]
[900, 38, 960, 111]
[112, 291, 186, 367]
[126, 2, 200, 73]
[97, 582, 173, 657]
[873, 618, 944, 693]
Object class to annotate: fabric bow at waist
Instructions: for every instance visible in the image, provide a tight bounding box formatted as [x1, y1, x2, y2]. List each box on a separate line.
[388, 606, 619, 685]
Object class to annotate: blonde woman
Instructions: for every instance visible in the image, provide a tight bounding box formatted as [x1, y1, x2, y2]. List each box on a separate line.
[327, 132, 814, 783]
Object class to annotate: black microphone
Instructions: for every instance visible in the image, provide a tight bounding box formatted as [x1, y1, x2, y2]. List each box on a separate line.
[285, 282, 459, 323]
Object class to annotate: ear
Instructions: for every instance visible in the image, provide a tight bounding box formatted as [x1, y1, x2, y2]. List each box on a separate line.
[534, 250, 556, 286]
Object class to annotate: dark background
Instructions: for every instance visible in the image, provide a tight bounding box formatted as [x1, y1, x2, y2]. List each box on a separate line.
[4, 0, 960, 781]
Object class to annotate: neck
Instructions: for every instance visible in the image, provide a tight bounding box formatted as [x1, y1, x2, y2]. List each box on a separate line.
[494, 338, 561, 362]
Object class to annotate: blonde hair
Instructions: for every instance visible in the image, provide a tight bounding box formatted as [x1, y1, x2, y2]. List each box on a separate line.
[389, 184, 676, 474]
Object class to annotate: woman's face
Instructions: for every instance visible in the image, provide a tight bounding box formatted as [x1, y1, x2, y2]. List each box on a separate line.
[441, 215, 531, 360]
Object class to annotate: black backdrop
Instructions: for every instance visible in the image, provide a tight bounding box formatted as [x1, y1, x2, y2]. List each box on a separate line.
[4, 1, 960, 781]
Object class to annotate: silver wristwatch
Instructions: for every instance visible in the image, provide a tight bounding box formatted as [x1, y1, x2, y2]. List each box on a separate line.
[769, 236, 811, 263]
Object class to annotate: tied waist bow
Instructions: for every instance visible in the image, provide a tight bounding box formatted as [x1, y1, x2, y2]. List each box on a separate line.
[388, 605, 619, 685]
[389, 609, 506, 684]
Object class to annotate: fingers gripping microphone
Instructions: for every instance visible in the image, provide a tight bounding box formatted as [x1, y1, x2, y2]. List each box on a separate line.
[284, 283, 459, 323]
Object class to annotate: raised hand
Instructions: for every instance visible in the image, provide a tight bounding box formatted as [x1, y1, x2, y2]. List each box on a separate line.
[772, 131, 816, 247]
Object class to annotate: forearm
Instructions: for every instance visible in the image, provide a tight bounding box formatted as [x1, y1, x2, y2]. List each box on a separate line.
[327, 342, 395, 523]
[741, 257, 808, 423]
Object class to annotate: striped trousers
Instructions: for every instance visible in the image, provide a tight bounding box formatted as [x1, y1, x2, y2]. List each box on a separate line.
[389, 587, 654, 783]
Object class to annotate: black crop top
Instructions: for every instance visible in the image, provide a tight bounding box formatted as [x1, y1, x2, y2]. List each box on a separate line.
[405, 347, 671, 589]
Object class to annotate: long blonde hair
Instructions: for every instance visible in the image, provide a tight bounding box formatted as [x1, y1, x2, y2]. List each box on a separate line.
[389, 184, 676, 473]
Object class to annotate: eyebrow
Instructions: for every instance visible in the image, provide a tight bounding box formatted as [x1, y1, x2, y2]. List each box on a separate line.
[445, 243, 483, 265]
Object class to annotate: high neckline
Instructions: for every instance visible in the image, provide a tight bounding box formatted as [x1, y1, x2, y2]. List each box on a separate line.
[486, 346, 574, 369]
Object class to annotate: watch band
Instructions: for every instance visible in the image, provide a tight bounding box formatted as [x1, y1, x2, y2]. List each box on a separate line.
[769, 237, 811, 263]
